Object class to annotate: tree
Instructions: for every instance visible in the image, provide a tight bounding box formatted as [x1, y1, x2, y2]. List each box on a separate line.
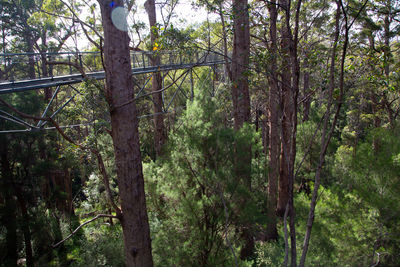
[97, 0, 153, 266]
[265, 0, 279, 242]
[231, 0, 253, 259]
[145, 0, 167, 157]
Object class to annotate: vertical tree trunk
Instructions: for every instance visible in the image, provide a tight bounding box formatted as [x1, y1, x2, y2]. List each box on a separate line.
[231, 0, 253, 258]
[98, 1, 154, 266]
[4, 190, 18, 267]
[276, 1, 301, 265]
[231, 0, 250, 130]
[0, 135, 18, 267]
[40, 31, 53, 101]
[145, 0, 166, 157]
[302, 34, 311, 122]
[299, 2, 343, 265]
[219, 3, 232, 81]
[383, 6, 391, 78]
[276, 0, 292, 218]
[14, 186, 34, 267]
[26, 32, 36, 79]
[265, 0, 279, 241]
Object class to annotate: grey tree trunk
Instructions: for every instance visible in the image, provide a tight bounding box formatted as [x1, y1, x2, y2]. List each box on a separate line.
[98, 1, 154, 266]
[145, 0, 166, 157]
[231, 0, 250, 130]
[277, 0, 292, 218]
[231, 0, 253, 259]
[265, 0, 279, 241]
[299, 2, 344, 265]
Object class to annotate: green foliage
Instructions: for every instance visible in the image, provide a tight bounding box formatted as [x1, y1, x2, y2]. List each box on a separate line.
[332, 127, 400, 265]
[70, 225, 124, 267]
[144, 88, 266, 266]
[252, 241, 284, 267]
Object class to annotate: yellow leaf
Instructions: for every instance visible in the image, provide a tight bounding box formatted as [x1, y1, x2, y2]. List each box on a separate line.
[153, 42, 159, 51]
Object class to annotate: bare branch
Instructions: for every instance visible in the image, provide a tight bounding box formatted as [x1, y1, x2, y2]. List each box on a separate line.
[92, 149, 122, 217]
[283, 203, 290, 267]
[52, 214, 118, 248]
[47, 60, 86, 77]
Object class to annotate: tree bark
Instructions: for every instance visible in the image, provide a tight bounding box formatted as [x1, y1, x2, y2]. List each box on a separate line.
[145, 0, 166, 157]
[231, 0, 251, 130]
[277, 1, 301, 265]
[277, 0, 292, 218]
[98, 1, 154, 266]
[302, 34, 311, 122]
[231, 0, 253, 258]
[265, 0, 279, 241]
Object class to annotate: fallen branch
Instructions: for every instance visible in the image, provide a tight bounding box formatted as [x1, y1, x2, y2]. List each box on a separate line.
[52, 214, 118, 248]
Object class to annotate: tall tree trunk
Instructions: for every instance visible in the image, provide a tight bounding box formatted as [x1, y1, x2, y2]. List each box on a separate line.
[40, 31, 53, 101]
[383, 5, 391, 78]
[302, 35, 311, 122]
[3, 189, 18, 267]
[14, 186, 34, 267]
[1, 136, 18, 267]
[265, 0, 279, 241]
[382, 4, 395, 129]
[277, 0, 292, 218]
[231, 0, 252, 258]
[288, 1, 301, 265]
[26, 32, 36, 79]
[277, 1, 301, 265]
[145, 0, 166, 157]
[98, 1, 154, 266]
[299, 2, 344, 265]
[231, 0, 251, 130]
[219, 3, 232, 81]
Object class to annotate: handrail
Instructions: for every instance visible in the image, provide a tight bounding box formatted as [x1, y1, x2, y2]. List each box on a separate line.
[0, 50, 223, 84]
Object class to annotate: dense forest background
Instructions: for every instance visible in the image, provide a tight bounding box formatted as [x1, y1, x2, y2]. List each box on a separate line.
[0, 0, 399, 266]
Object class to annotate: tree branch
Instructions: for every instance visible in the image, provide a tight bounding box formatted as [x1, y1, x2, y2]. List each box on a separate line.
[52, 214, 118, 248]
[92, 149, 122, 217]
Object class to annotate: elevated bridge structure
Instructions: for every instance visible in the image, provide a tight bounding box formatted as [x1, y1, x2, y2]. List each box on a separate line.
[0, 50, 225, 133]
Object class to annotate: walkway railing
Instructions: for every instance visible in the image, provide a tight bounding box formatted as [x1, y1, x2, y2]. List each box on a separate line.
[0, 50, 224, 83]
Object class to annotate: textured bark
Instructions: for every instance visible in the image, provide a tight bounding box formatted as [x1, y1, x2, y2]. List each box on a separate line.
[302, 34, 311, 122]
[277, 0, 292, 218]
[231, 0, 250, 130]
[276, 1, 301, 265]
[302, 71, 310, 122]
[231, 0, 251, 192]
[145, 0, 166, 157]
[231, 0, 252, 258]
[265, 0, 279, 241]
[98, 1, 154, 266]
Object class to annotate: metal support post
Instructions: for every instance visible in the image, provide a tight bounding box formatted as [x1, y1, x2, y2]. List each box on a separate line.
[190, 69, 194, 101]
[37, 85, 61, 127]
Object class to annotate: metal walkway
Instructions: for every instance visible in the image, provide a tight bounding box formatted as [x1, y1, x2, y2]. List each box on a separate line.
[0, 50, 225, 133]
[0, 50, 224, 94]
